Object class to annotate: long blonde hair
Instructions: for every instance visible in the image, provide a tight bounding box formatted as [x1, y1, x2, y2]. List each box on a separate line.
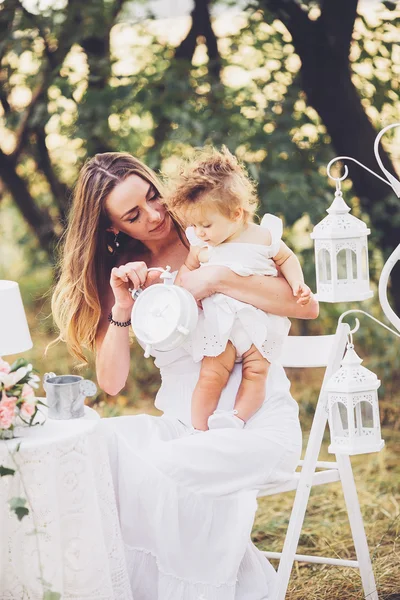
[51, 152, 165, 364]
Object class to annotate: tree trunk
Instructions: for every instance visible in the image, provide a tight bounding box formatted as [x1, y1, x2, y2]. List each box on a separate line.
[152, 0, 222, 152]
[0, 150, 57, 255]
[33, 128, 69, 225]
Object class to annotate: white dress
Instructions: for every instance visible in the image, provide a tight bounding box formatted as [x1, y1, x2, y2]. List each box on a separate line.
[98, 339, 302, 599]
[184, 214, 291, 362]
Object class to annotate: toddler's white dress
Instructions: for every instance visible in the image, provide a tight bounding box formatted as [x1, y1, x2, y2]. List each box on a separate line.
[98, 270, 303, 600]
[185, 214, 291, 362]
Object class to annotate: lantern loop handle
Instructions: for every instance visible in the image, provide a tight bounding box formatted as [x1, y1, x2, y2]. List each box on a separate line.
[349, 318, 360, 335]
[327, 156, 393, 187]
[338, 309, 400, 340]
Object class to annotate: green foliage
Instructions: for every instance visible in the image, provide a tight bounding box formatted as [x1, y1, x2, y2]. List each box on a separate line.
[9, 357, 30, 372]
[0, 465, 16, 477]
[42, 591, 62, 600]
[9, 496, 29, 521]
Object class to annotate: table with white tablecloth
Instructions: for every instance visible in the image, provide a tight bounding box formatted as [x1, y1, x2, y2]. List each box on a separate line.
[0, 407, 133, 600]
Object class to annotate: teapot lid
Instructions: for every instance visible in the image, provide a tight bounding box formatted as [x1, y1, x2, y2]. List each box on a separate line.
[131, 284, 182, 345]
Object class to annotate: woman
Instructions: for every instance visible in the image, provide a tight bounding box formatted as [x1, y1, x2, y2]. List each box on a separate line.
[52, 152, 318, 600]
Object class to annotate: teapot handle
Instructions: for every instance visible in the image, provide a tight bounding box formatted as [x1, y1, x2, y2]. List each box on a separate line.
[129, 265, 173, 298]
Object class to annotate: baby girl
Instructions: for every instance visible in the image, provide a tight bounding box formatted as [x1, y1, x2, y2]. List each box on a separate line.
[166, 147, 311, 431]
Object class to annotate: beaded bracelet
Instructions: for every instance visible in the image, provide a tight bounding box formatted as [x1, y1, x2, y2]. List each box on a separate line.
[108, 312, 131, 327]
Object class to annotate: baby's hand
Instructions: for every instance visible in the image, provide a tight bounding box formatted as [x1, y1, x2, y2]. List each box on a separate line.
[292, 282, 312, 306]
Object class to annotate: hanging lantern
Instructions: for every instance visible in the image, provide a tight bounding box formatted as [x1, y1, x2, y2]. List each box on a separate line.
[326, 341, 384, 455]
[311, 188, 373, 303]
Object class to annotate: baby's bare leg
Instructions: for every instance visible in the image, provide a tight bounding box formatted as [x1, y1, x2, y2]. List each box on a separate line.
[234, 345, 270, 423]
[192, 341, 236, 431]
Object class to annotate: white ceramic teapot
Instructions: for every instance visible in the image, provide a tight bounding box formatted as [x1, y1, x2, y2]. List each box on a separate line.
[131, 266, 198, 358]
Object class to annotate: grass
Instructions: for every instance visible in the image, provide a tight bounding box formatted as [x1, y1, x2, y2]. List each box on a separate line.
[254, 430, 400, 599]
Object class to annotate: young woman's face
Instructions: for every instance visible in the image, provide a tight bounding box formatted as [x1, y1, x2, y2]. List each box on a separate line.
[105, 174, 172, 242]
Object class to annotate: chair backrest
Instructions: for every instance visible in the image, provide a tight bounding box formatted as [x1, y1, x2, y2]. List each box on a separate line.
[280, 335, 337, 369]
[280, 325, 350, 400]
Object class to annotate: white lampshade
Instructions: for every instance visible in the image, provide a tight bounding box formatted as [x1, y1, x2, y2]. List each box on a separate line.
[0, 280, 33, 356]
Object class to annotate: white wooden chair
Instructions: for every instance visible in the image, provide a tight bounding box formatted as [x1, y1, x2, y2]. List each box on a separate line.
[257, 322, 378, 600]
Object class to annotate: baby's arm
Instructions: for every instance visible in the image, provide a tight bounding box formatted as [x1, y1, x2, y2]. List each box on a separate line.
[174, 246, 201, 286]
[273, 242, 312, 305]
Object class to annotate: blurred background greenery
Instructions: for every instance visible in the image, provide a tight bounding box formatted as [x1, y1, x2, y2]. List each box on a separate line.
[0, 0, 399, 419]
[1, 1, 400, 596]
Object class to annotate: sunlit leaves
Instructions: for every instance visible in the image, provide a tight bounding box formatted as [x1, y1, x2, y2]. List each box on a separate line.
[1, 0, 399, 259]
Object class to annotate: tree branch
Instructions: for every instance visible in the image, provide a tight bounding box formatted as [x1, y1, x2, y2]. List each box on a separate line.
[15, 0, 59, 70]
[0, 1, 18, 116]
[0, 0, 82, 251]
[79, 0, 125, 155]
[33, 127, 69, 224]
[175, 0, 221, 77]
[151, 0, 222, 151]
[112, 0, 127, 21]
[51, 0, 83, 67]
[8, 0, 83, 163]
[0, 0, 18, 57]
[11, 82, 45, 161]
[260, 0, 315, 57]
[0, 86, 11, 114]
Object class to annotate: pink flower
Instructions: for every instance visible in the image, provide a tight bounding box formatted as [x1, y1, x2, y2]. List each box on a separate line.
[0, 393, 17, 429]
[20, 386, 36, 420]
[21, 384, 35, 399]
[0, 358, 11, 374]
[0, 407, 14, 429]
[20, 401, 36, 419]
[0, 392, 17, 411]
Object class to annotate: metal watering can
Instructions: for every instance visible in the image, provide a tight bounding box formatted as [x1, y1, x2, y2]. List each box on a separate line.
[43, 373, 97, 419]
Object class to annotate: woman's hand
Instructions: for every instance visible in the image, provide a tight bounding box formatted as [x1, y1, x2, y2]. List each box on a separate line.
[110, 261, 159, 309]
[178, 266, 229, 302]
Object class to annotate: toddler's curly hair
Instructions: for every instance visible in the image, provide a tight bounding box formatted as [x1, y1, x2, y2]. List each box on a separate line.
[165, 146, 258, 225]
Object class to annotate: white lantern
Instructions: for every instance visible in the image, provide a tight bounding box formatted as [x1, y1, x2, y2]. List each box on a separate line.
[131, 267, 198, 358]
[311, 189, 373, 303]
[326, 342, 384, 455]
